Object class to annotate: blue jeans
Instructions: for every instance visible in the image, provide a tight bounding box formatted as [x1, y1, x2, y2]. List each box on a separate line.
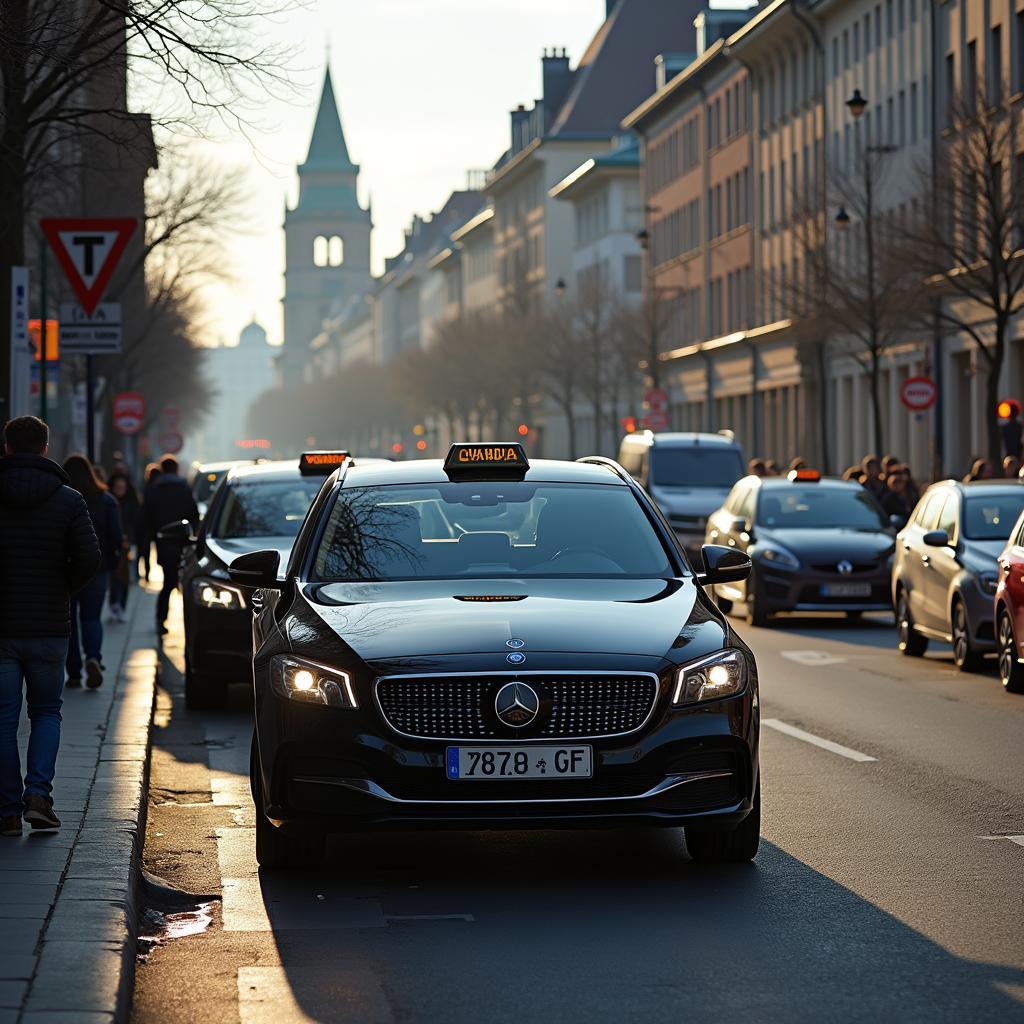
[0, 637, 69, 816]
[67, 572, 108, 679]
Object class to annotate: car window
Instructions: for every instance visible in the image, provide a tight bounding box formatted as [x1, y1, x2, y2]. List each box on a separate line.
[193, 469, 227, 505]
[649, 448, 744, 488]
[935, 494, 958, 538]
[916, 490, 946, 529]
[962, 493, 1024, 541]
[755, 485, 888, 530]
[313, 482, 677, 581]
[212, 478, 324, 539]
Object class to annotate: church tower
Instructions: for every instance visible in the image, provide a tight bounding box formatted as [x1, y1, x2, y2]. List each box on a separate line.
[280, 68, 371, 386]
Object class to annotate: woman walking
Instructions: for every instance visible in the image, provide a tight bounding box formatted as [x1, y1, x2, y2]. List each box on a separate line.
[63, 456, 122, 689]
[137, 462, 162, 581]
[107, 470, 140, 623]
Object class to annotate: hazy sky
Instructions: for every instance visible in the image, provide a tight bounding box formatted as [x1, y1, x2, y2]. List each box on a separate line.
[165, 0, 609, 348]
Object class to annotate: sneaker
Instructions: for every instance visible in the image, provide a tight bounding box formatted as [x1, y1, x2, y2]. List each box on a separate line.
[85, 658, 103, 689]
[65, 676, 81, 689]
[0, 816, 22, 837]
[23, 795, 60, 831]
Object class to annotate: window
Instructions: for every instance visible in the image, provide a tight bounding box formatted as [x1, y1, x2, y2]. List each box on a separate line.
[910, 82, 919, 142]
[990, 24, 1002, 101]
[966, 40, 978, 110]
[843, 29, 850, 70]
[313, 235, 328, 267]
[910, 0, 917, 23]
[624, 255, 642, 293]
[944, 53, 955, 126]
[886, 0, 893, 38]
[831, 38, 839, 76]
[328, 235, 344, 266]
[865, 12, 872, 54]
[854, 23, 860, 62]
[898, 0, 904, 32]
[898, 89, 906, 144]
[1018, 12, 1024, 94]
[780, 161, 787, 224]
[876, 4, 882, 46]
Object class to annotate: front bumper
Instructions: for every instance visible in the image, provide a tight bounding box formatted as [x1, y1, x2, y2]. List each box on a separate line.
[755, 563, 893, 614]
[254, 674, 758, 833]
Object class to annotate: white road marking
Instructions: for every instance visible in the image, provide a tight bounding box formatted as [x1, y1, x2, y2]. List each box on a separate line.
[980, 835, 1024, 848]
[780, 650, 848, 666]
[763, 718, 878, 762]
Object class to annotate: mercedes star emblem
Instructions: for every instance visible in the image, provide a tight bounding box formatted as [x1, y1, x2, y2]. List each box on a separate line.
[837, 560, 854, 575]
[494, 681, 540, 727]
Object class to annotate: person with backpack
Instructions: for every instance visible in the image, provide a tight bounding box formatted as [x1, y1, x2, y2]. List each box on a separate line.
[0, 417, 100, 835]
[62, 455, 122, 689]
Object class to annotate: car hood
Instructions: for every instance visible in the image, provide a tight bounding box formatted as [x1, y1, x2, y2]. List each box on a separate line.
[300, 577, 723, 662]
[757, 527, 895, 563]
[206, 536, 297, 578]
[647, 486, 730, 517]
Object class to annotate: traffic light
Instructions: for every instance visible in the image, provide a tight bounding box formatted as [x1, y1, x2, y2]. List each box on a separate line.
[517, 423, 529, 436]
[392, 442, 403, 454]
[413, 424, 426, 437]
[416, 439, 427, 451]
[997, 399, 1021, 420]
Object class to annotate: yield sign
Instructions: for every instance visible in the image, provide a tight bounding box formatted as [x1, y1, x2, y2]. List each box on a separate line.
[40, 218, 137, 316]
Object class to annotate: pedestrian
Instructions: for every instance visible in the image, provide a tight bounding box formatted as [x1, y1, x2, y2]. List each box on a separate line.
[143, 455, 199, 636]
[0, 417, 100, 835]
[764, 459, 780, 476]
[1001, 405, 1023, 459]
[881, 464, 914, 527]
[107, 470, 141, 623]
[1002, 455, 1021, 479]
[137, 462, 162, 581]
[842, 465, 864, 482]
[748, 458, 767, 477]
[787, 456, 806, 473]
[62, 455, 122, 689]
[963, 457, 993, 482]
[860, 454, 886, 498]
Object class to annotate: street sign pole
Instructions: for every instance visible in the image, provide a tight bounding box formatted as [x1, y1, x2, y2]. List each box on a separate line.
[86, 354, 95, 462]
[38, 235, 47, 422]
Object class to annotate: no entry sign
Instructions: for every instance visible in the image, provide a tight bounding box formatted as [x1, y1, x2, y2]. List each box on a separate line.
[899, 376, 937, 411]
[112, 392, 146, 435]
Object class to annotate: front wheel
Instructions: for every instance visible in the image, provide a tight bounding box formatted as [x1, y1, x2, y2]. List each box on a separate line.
[896, 591, 928, 656]
[253, 746, 325, 869]
[951, 599, 984, 672]
[997, 610, 1024, 694]
[685, 780, 760, 863]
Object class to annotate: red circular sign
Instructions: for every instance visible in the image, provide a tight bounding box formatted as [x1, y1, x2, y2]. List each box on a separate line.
[644, 410, 670, 431]
[112, 391, 146, 435]
[644, 387, 669, 410]
[158, 431, 183, 455]
[900, 376, 937, 411]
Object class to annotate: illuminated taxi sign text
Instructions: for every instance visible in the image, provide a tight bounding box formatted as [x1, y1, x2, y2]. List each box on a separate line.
[787, 468, 821, 482]
[299, 450, 350, 475]
[444, 443, 529, 477]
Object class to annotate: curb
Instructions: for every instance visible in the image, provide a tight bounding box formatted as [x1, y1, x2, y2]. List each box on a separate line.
[19, 592, 158, 1024]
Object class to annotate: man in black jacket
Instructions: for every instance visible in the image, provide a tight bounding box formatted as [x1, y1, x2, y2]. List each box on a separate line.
[0, 416, 100, 836]
[142, 455, 199, 635]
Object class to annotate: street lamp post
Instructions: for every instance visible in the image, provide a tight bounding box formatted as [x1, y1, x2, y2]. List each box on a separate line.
[635, 226, 662, 392]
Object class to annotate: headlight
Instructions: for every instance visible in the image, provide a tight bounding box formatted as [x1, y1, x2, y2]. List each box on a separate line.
[192, 578, 246, 610]
[269, 655, 357, 708]
[979, 572, 998, 595]
[757, 545, 800, 569]
[673, 650, 747, 705]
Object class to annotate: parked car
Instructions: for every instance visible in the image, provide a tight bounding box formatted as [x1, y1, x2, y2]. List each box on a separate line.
[618, 430, 745, 559]
[189, 460, 253, 519]
[705, 469, 895, 626]
[893, 480, 1024, 670]
[992, 510, 1024, 693]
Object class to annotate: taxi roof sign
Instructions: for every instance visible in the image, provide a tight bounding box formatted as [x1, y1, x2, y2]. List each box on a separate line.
[444, 442, 529, 478]
[787, 468, 821, 482]
[299, 450, 350, 475]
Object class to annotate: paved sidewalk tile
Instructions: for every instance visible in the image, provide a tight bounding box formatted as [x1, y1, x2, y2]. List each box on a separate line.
[0, 585, 159, 1022]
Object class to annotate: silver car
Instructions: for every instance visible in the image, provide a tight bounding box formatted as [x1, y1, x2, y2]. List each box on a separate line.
[892, 480, 1024, 670]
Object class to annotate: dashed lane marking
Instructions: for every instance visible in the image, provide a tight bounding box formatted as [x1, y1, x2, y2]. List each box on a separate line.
[763, 718, 878, 762]
[980, 835, 1024, 848]
[780, 650, 848, 666]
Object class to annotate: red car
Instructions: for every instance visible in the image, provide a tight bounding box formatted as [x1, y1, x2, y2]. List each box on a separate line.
[994, 511, 1024, 693]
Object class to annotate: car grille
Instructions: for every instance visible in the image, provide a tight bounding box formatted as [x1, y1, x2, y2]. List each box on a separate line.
[809, 561, 879, 573]
[375, 674, 659, 740]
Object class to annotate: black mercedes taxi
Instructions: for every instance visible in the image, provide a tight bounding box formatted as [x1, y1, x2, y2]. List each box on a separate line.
[229, 443, 760, 868]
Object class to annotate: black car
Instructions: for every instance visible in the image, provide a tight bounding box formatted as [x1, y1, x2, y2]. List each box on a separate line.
[705, 470, 896, 626]
[229, 443, 760, 868]
[170, 453, 356, 709]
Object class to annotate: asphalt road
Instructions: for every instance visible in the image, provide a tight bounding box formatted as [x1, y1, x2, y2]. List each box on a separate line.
[132, 605, 1024, 1023]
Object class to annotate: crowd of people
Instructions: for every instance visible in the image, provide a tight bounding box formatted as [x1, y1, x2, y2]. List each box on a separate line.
[747, 450, 1024, 526]
[0, 415, 198, 838]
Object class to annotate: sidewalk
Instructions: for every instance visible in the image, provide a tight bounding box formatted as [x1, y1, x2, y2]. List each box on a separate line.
[0, 584, 159, 1024]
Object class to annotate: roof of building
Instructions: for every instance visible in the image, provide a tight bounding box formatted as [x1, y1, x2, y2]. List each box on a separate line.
[550, 135, 639, 201]
[302, 68, 357, 173]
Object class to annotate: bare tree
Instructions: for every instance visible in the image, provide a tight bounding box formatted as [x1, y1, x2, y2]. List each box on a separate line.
[900, 88, 1024, 465]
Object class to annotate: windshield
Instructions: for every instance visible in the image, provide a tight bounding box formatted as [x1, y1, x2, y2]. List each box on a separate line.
[963, 493, 1024, 540]
[650, 448, 744, 488]
[757, 485, 888, 531]
[312, 482, 676, 581]
[193, 468, 228, 505]
[212, 477, 324, 539]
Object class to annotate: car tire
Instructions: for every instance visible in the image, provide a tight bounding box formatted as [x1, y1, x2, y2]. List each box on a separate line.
[997, 609, 1024, 694]
[951, 598, 984, 672]
[685, 779, 760, 864]
[252, 743, 325, 870]
[896, 590, 928, 656]
[184, 657, 228, 711]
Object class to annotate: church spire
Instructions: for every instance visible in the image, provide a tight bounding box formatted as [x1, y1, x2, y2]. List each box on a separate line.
[302, 67, 356, 172]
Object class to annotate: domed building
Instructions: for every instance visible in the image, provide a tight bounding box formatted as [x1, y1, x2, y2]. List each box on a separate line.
[196, 317, 276, 460]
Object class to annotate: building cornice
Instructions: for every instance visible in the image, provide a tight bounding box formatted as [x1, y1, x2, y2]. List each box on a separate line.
[622, 41, 727, 132]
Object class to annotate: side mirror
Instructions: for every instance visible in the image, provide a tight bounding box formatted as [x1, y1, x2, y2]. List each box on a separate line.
[228, 549, 281, 589]
[700, 544, 752, 585]
[923, 529, 950, 548]
[157, 519, 196, 544]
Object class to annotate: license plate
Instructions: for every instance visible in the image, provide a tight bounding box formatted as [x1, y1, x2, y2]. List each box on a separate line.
[821, 582, 872, 597]
[446, 745, 592, 780]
